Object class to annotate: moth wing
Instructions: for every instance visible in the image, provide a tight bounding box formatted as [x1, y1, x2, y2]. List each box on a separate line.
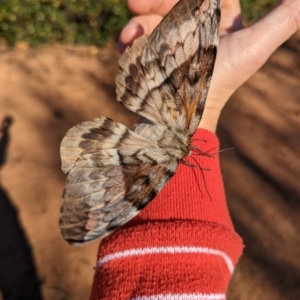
[60, 117, 178, 244]
[60, 116, 152, 174]
[60, 160, 177, 244]
[116, 0, 220, 137]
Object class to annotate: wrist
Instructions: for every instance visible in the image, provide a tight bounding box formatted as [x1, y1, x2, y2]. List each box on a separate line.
[198, 106, 221, 132]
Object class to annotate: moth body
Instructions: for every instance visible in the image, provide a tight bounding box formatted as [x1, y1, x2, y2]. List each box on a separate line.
[132, 122, 190, 161]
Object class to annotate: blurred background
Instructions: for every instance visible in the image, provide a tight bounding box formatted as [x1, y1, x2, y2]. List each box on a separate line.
[0, 0, 279, 48]
[0, 0, 300, 300]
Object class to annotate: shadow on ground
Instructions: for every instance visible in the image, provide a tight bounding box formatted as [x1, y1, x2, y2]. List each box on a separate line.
[0, 117, 42, 300]
[0, 32, 299, 299]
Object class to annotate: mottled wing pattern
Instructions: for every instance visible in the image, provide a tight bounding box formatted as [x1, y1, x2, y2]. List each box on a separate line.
[60, 0, 220, 244]
[61, 117, 152, 173]
[116, 0, 220, 137]
[60, 117, 177, 243]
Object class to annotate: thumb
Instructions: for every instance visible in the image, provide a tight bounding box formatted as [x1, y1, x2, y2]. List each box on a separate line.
[119, 15, 163, 51]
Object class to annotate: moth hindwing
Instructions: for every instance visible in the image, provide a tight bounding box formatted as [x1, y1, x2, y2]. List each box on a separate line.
[59, 0, 220, 244]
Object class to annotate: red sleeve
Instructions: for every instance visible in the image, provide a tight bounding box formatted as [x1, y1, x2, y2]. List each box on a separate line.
[90, 129, 243, 300]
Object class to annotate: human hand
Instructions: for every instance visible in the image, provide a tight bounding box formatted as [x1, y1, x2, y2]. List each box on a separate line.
[119, 0, 300, 132]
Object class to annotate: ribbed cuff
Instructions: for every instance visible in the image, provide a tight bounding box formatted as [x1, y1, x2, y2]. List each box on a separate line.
[91, 221, 242, 299]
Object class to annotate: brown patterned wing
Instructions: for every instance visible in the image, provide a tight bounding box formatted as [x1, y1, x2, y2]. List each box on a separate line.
[60, 117, 178, 244]
[116, 0, 220, 137]
[60, 161, 177, 244]
[61, 116, 152, 174]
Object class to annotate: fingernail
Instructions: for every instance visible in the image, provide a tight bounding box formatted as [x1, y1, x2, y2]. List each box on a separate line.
[118, 41, 126, 53]
[124, 22, 139, 30]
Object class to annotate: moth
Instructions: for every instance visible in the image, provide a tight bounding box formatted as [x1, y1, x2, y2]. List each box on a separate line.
[60, 0, 220, 244]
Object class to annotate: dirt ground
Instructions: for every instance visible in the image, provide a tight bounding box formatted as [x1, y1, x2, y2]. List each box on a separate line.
[0, 32, 299, 300]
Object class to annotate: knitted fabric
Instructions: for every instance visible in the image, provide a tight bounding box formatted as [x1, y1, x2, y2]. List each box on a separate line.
[90, 129, 243, 300]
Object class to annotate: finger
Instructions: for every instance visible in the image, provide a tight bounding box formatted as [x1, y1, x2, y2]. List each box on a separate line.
[211, 1, 299, 102]
[239, 4, 298, 72]
[127, 0, 178, 16]
[201, 1, 300, 131]
[119, 15, 163, 52]
[220, 0, 243, 34]
[280, 0, 300, 29]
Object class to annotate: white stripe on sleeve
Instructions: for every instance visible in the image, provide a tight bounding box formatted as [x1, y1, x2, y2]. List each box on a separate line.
[97, 246, 234, 274]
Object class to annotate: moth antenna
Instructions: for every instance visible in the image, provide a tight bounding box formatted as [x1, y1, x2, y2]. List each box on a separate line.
[191, 141, 235, 156]
[218, 147, 235, 153]
[196, 146, 235, 157]
[191, 144, 235, 157]
[190, 145, 216, 158]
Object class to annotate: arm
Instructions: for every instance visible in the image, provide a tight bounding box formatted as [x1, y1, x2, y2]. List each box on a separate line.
[90, 0, 300, 299]
[90, 129, 243, 299]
